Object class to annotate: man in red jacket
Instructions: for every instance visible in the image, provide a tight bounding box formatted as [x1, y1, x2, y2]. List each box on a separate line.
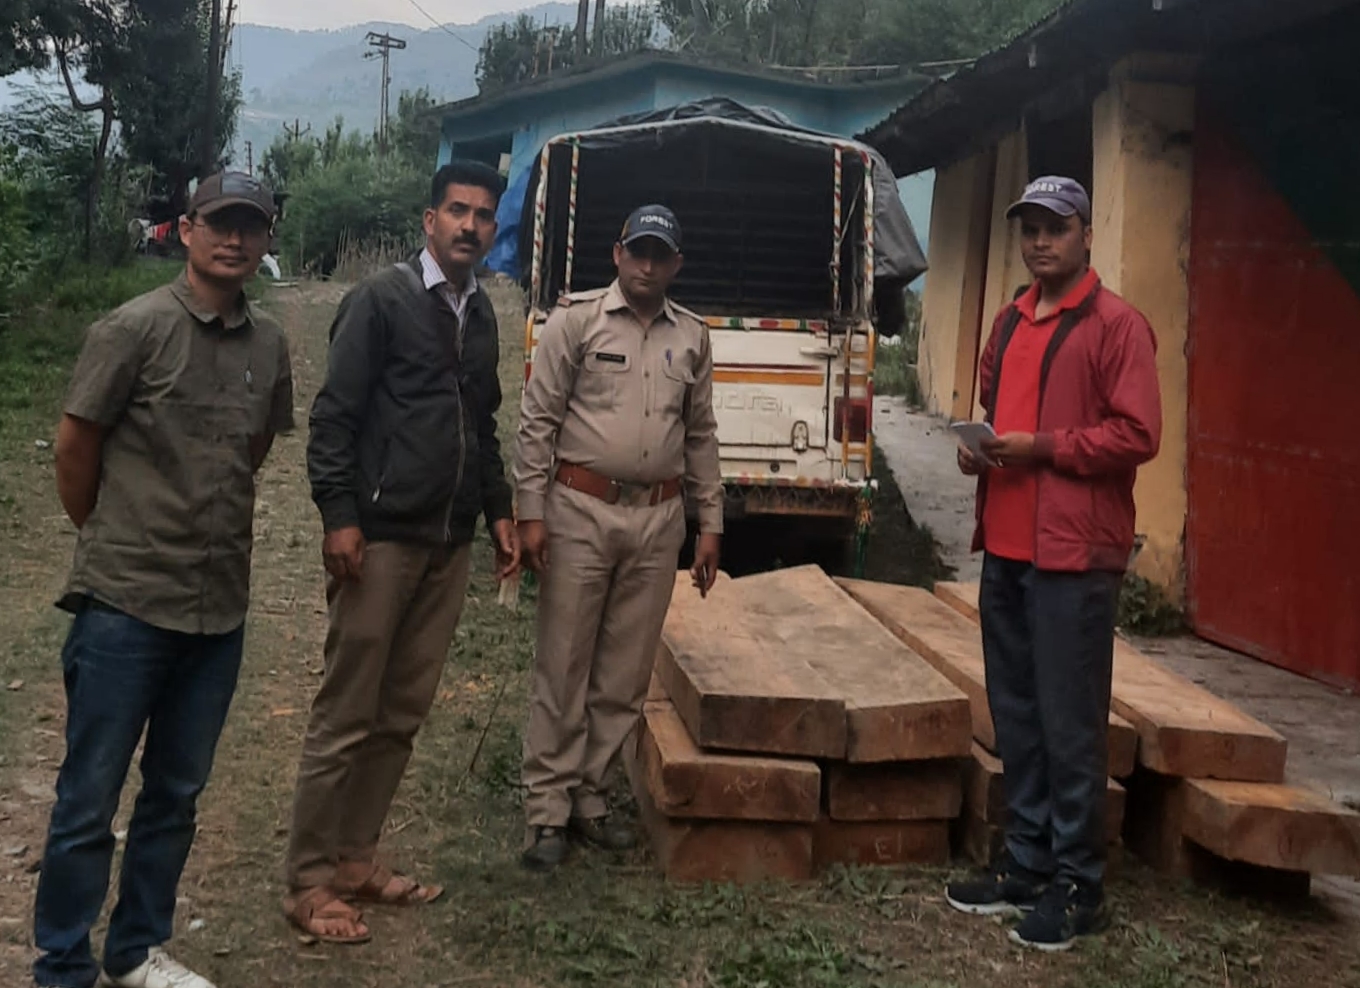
[945, 176, 1162, 951]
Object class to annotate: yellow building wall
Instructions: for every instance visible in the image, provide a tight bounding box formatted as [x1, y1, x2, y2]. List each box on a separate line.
[917, 149, 995, 420]
[1090, 56, 1196, 596]
[972, 128, 1032, 422]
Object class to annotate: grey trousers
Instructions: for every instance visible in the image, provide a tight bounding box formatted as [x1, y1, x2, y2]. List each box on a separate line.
[979, 552, 1122, 887]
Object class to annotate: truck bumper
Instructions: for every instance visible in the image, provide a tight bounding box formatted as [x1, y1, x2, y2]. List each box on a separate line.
[710, 480, 875, 522]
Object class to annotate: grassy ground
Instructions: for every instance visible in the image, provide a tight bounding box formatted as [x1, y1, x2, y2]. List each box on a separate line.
[1, 274, 1359, 987]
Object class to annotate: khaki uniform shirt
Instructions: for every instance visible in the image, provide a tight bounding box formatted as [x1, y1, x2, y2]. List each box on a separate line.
[59, 273, 295, 634]
[515, 281, 723, 534]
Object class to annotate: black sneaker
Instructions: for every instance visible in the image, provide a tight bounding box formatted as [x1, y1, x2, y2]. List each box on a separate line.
[1009, 878, 1108, 951]
[567, 815, 637, 851]
[521, 826, 570, 872]
[945, 854, 1048, 917]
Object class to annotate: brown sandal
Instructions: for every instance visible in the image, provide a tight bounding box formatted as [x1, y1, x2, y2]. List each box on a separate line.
[337, 863, 444, 906]
[283, 886, 372, 945]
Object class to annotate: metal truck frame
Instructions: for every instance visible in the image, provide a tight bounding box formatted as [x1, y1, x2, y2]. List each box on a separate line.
[522, 112, 896, 570]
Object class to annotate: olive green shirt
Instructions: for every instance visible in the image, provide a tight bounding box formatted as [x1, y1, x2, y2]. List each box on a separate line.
[59, 272, 294, 634]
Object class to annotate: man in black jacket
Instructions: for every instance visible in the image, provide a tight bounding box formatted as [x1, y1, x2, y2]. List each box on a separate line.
[282, 161, 519, 944]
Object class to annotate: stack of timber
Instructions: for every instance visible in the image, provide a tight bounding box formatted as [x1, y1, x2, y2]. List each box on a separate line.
[884, 580, 1360, 893]
[628, 566, 974, 884]
[837, 579, 1135, 868]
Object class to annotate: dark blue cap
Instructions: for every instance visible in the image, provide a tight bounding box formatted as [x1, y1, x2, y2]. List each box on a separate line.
[1005, 176, 1091, 223]
[619, 204, 682, 252]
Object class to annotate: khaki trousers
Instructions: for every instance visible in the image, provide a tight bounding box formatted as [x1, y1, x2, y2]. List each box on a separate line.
[286, 541, 471, 890]
[522, 484, 686, 828]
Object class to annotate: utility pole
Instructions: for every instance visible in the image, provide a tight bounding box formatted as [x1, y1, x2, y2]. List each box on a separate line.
[593, 0, 606, 54]
[202, 0, 223, 177]
[285, 119, 312, 142]
[221, 0, 237, 77]
[244, 140, 253, 175]
[364, 31, 407, 154]
[575, 0, 589, 58]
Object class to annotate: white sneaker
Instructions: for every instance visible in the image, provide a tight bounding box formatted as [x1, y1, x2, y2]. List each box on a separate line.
[99, 948, 217, 988]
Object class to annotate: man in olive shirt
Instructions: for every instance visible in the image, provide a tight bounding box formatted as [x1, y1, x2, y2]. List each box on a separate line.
[34, 173, 291, 988]
[515, 205, 722, 871]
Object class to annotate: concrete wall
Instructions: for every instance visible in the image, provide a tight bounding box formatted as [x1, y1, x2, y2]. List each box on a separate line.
[1091, 55, 1196, 594]
[907, 58, 1196, 595]
[918, 150, 994, 419]
[972, 128, 1031, 421]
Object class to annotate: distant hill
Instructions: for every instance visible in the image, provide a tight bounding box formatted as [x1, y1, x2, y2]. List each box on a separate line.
[234, 4, 577, 163]
[0, 3, 578, 169]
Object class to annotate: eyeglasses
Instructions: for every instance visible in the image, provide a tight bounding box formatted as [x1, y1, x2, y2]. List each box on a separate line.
[194, 212, 272, 239]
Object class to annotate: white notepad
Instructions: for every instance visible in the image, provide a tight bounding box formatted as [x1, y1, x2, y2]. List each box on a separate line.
[949, 421, 998, 465]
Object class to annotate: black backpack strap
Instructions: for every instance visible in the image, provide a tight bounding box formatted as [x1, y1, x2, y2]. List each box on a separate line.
[1038, 284, 1101, 399]
[984, 304, 1025, 424]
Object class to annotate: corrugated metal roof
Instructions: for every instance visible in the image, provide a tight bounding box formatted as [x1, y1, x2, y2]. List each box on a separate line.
[864, 0, 1360, 175]
[432, 49, 927, 125]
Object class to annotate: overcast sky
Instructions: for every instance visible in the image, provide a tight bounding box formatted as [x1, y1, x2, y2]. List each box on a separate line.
[236, 0, 534, 31]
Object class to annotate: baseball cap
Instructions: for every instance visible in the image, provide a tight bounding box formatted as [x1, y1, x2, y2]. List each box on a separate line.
[619, 204, 682, 253]
[188, 171, 278, 222]
[1005, 176, 1091, 223]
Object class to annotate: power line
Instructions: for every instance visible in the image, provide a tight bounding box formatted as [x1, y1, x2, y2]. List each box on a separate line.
[403, 0, 479, 53]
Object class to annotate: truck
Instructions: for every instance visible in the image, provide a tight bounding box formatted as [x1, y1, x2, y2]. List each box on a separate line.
[516, 98, 927, 572]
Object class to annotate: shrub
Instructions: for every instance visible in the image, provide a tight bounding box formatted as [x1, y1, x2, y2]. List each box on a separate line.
[1118, 573, 1186, 637]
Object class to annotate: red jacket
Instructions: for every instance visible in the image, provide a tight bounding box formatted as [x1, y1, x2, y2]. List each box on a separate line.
[971, 279, 1162, 572]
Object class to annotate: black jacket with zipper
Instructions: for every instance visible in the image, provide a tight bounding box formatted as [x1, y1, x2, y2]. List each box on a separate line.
[307, 254, 514, 545]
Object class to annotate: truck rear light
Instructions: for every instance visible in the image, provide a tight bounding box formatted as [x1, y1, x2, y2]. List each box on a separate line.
[792, 421, 810, 453]
[834, 397, 871, 443]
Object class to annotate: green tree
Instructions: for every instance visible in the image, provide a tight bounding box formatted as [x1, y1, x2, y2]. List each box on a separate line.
[476, 5, 657, 94]
[111, 0, 242, 216]
[656, 0, 1065, 68]
[1, 0, 55, 75]
[262, 100, 443, 276]
[13, 0, 241, 253]
[259, 132, 320, 192]
[386, 87, 441, 169]
[476, 14, 575, 93]
[0, 91, 145, 309]
[853, 0, 1064, 66]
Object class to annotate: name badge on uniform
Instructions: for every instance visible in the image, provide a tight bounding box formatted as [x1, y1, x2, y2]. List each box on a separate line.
[594, 352, 627, 365]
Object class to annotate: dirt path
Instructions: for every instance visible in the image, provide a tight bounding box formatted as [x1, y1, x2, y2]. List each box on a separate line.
[2, 282, 1359, 988]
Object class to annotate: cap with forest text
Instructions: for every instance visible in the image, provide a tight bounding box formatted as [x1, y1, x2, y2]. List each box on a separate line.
[1005, 176, 1091, 224]
[619, 204, 682, 252]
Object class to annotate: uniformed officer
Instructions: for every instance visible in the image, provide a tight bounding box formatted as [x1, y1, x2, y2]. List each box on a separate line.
[514, 204, 723, 871]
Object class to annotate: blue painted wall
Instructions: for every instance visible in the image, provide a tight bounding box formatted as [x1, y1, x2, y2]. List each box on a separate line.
[438, 62, 934, 282]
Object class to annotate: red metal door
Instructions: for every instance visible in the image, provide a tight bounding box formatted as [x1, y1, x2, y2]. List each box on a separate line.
[1186, 109, 1360, 690]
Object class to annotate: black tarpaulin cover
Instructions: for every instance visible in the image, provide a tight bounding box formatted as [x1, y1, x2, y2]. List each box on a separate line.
[517, 97, 928, 288]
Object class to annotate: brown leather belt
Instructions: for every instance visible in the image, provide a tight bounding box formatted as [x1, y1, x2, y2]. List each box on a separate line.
[555, 462, 682, 508]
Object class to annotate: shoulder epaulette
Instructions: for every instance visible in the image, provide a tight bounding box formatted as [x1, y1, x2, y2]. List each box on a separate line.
[556, 287, 610, 308]
[670, 300, 705, 324]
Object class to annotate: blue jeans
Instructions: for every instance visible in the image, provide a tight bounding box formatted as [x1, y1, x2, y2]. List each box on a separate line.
[33, 604, 243, 988]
